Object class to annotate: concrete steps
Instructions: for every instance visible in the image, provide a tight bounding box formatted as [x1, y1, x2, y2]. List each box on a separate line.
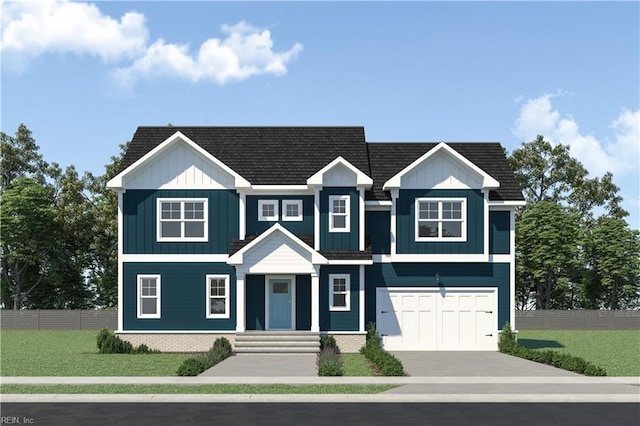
[234, 331, 320, 354]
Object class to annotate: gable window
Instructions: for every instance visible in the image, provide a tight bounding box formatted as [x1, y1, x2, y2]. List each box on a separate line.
[329, 274, 350, 311]
[415, 198, 466, 241]
[137, 275, 161, 318]
[329, 195, 350, 232]
[258, 200, 279, 221]
[206, 275, 230, 319]
[282, 200, 303, 221]
[157, 199, 208, 242]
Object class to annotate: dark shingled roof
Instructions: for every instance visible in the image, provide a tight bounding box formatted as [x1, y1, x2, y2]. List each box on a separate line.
[365, 142, 525, 202]
[119, 126, 523, 201]
[120, 126, 371, 185]
[230, 235, 372, 261]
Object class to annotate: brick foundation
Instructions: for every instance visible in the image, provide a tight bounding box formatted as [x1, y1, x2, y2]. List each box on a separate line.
[329, 334, 366, 353]
[116, 333, 236, 353]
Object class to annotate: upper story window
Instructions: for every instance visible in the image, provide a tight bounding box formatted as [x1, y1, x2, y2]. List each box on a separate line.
[282, 200, 303, 221]
[415, 198, 466, 242]
[329, 195, 350, 233]
[157, 199, 208, 242]
[329, 274, 350, 311]
[206, 275, 230, 319]
[258, 200, 279, 221]
[137, 275, 161, 318]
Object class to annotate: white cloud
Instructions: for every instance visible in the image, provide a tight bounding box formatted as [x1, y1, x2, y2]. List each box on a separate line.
[1, 0, 148, 66]
[513, 93, 639, 177]
[1, 1, 303, 87]
[113, 21, 303, 88]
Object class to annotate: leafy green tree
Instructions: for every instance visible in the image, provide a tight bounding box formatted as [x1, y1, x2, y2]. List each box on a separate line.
[515, 201, 583, 309]
[0, 124, 49, 189]
[584, 217, 640, 309]
[24, 165, 96, 308]
[508, 135, 627, 220]
[0, 178, 57, 309]
[85, 142, 129, 308]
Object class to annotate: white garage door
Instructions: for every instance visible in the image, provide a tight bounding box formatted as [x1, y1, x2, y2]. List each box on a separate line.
[376, 287, 497, 351]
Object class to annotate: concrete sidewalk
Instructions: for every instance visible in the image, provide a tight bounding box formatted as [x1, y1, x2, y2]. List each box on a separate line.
[2, 375, 638, 403]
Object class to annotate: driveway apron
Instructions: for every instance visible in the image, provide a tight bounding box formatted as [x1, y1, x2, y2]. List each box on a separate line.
[392, 351, 580, 377]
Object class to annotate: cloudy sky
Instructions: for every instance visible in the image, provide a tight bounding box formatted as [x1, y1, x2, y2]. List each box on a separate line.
[2, 1, 638, 227]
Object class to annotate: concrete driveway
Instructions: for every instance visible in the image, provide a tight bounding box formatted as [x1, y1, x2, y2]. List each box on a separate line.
[392, 351, 580, 377]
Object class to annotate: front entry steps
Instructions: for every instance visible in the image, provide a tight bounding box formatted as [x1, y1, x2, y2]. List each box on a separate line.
[234, 331, 320, 354]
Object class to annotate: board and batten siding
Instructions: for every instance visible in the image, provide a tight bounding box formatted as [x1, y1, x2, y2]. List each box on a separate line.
[245, 195, 314, 236]
[320, 187, 359, 251]
[366, 210, 391, 254]
[123, 189, 239, 254]
[245, 274, 266, 331]
[123, 262, 236, 331]
[396, 189, 484, 254]
[319, 266, 360, 332]
[365, 262, 510, 329]
[489, 211, 510, 254]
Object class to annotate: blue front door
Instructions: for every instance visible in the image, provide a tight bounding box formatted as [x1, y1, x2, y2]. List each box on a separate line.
[268, 278, 292, 329]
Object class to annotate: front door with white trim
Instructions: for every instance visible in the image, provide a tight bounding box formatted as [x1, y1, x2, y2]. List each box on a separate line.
[267, 276, 295, 330]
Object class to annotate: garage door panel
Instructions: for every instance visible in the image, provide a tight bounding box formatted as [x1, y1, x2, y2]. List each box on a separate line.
[377, 287, 497, 351]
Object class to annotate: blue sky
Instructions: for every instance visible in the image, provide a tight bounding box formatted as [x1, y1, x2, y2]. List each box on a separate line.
[2, 1, 639, 227]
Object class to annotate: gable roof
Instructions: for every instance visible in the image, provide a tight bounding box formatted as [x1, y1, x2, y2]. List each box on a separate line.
[367, 142, 525, 201]
[117, 126, 524, 201]
[227, 223, 328, 265]
[307, 156, 373, 188]
[107, 131, 250, 190]
[382, 142, 500, 191]
[119, 126, 371, 186]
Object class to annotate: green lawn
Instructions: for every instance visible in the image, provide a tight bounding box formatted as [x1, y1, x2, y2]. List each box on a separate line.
[341, 353, 376, 376]
[0, 330, 191, 376]
[517, 330, 640, 376]
[0, 330, 377, 377]
[0, 384, 396, 394]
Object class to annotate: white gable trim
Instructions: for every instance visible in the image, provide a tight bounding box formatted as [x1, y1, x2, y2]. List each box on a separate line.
[227, 223, 328, 265]
[106, 131, 250, 190]
[382, 142, 499, 191]
[307, 156, 373, 188]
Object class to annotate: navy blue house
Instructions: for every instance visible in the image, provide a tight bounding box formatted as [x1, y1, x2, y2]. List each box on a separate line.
[107, 127, 524, 352]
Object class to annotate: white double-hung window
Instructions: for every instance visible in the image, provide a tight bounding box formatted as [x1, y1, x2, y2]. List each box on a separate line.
[137, 275, 161, 318]
[157, 199, 208, 242]
[329, 195, 350, 232]
[415, 198, 466, 241]
[329, 274, 350, 311]
[206, 275, 230, 319]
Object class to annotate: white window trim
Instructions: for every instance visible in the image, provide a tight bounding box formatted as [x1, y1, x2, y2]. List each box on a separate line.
[258, 200, 279, 221]
[329, 274, 350, 311]
[157, 198, 208, 242]
[415, 197, 467, 242]
[137, 274, 161, 319]
[282, 199, 303, 221]
[206, 274, 230, 319]
[329, 195, 350, 233]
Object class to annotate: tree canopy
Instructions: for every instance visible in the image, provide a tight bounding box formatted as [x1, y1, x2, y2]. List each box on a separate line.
[509, 135, 639, 309]
[0, 124, 127, 309]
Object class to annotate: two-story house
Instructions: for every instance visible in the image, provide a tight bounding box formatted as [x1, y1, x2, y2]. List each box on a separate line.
[106, 127, 524, 353]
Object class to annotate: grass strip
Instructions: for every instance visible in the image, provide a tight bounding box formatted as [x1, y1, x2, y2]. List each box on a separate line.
[340, 354, 376, 376]
[0, 384, 397, 394]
